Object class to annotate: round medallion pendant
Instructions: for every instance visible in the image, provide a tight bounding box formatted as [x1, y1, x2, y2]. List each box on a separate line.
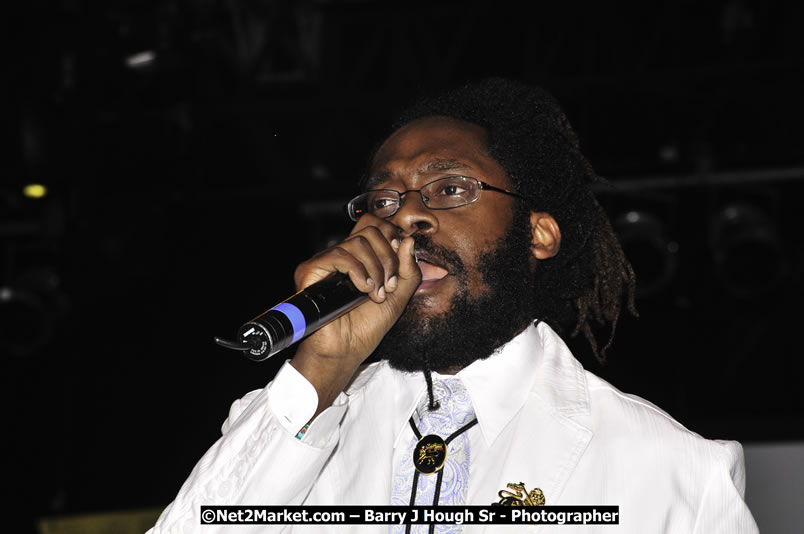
[413, 434, 447, 474]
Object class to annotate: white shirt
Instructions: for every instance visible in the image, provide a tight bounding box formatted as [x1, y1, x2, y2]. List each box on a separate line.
[149, 321, 758, 533]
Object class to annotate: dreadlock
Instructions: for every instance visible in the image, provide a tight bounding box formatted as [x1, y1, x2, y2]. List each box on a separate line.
[380, 77, 637, 365]
[422, 352, 440, 411]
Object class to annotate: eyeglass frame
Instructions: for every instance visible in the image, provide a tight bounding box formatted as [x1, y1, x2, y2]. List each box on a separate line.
[345, 175, 529, 222]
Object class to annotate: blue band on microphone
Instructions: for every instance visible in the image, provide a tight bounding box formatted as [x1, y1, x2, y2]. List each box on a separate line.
[272, 302, 306, 343]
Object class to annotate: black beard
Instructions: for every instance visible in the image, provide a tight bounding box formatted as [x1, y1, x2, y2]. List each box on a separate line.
[371, 207, 536, 373]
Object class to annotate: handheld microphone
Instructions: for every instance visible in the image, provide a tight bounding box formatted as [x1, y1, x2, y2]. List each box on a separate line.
[214, 273, 367, 361]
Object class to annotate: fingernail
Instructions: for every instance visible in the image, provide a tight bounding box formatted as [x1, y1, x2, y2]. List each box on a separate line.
[378, 286, 386, 300]
[387, 276, 398, 290]
[366, 278, 375, 286]
[391, 239, 400, 252]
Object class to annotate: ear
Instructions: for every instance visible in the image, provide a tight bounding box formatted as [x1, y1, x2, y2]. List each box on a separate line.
[529, 212, 561, 259]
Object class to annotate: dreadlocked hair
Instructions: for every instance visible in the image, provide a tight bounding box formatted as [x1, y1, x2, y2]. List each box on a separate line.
[386, 78, 637, 363]
[422, 366, 440, 411]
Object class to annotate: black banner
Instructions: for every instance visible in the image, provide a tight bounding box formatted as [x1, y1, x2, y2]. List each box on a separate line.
[200, 505, 620, 526]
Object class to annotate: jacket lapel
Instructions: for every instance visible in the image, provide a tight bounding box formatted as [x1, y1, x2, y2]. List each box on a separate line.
[482, 324, 594, 508]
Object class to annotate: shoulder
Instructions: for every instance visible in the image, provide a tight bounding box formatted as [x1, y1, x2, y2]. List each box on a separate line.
[534, 323, 742, 468]
[584, 371, 691, 435]
[578, 373, 756, 531]
[582, 371, 746, 489]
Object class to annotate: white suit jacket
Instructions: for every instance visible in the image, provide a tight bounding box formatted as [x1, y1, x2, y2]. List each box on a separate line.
[150, 321, 758, 533]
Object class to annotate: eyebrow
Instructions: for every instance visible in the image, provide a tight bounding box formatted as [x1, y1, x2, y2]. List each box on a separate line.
[363, 170, 392, 190]
[422, 158, 473, 173]
[364, 158, 474, 190]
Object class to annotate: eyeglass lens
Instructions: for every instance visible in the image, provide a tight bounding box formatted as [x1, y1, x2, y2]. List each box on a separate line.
[350, 176, 480, 219]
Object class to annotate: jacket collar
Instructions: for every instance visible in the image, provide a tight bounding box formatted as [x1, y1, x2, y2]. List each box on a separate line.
[384, 321, 591, 450]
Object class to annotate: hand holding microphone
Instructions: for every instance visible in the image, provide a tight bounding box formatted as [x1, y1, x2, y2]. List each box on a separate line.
[214, 271, 370, 361]
[215, 215, 421, 413]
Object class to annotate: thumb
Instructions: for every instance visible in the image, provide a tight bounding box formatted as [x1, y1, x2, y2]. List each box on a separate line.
[383, 236, 421, 315]
[397, 236, 421, 288]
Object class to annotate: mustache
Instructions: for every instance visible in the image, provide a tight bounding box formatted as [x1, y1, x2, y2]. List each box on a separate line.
[411, 234, 466, 276]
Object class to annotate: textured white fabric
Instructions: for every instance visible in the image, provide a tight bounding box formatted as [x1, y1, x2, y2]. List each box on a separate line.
[391, 378, 475, 534]
[149, 321, 759, 533]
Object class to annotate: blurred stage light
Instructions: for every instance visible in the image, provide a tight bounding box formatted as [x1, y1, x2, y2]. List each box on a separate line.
[23, 183, 48, 199]
[614, 210, 679, 298]
[125, 50, 157, 69]
[22, 184, 47, 198]
[710, 203, 783, 298]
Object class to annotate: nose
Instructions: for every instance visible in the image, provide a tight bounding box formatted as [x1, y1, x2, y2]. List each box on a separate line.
[389, 190, 439, 238]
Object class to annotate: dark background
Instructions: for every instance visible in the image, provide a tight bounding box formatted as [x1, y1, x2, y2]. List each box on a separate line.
[4, 1, 803, 531]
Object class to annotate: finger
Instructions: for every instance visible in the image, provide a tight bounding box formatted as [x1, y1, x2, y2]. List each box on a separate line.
[350, 214, 401, 245]
[295, 247, 376, 296]
[349, 215, 403, 291]
[380, 236, 421, 316]
[337, 234, 390, 302]
[397, 236, 421, 284]
[348, 226, 401, 292]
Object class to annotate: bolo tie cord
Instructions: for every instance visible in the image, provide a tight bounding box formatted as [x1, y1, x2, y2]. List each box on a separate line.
[405, 415, 479, 534]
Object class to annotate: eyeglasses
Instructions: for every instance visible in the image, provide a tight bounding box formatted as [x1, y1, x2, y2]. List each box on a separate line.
[346, 175, 526, 221]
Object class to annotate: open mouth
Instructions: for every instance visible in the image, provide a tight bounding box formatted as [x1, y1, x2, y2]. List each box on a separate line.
[414, 250, 450, 290]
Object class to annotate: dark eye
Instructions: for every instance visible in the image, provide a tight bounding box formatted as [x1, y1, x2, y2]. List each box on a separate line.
[372, 197, 395, 209]
[437, 182, 468, 196]
[365, 192, 399, 215]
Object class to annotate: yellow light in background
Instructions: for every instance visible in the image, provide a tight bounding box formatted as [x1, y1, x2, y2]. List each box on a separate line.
[23, 184, 47, 199]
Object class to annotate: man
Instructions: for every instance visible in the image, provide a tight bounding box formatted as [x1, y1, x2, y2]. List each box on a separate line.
[149, 79, 758, 533]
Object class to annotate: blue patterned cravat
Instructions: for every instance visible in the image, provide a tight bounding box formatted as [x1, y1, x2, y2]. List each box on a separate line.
[391, 377, 476, 534]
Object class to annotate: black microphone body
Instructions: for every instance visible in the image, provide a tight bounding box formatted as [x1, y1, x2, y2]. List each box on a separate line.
[224, 273, 367, 361]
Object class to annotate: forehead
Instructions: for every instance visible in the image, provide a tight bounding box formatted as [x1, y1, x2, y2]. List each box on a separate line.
[367, 116, 508, 189]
